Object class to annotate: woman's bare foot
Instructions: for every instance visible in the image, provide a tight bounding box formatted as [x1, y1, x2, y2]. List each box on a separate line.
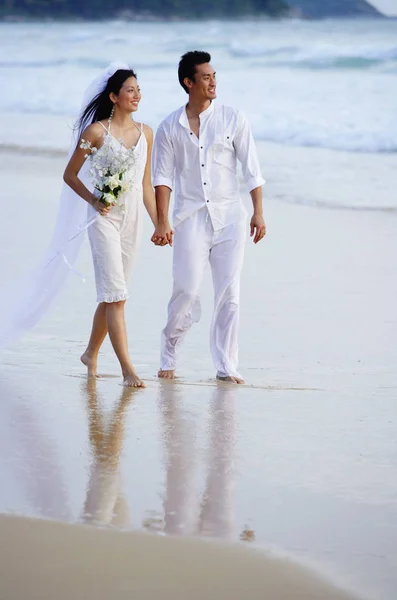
[123, 371, 146, 388]
[158, 369, 175, 380]
[80, 352, 98, 378]
[216, 373, 245, 385]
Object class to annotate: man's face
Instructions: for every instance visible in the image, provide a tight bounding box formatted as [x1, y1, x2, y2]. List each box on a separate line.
[187, 63, 216, 100]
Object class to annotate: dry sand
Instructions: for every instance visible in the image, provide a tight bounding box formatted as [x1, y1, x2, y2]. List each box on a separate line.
[0, 514, 363, 600]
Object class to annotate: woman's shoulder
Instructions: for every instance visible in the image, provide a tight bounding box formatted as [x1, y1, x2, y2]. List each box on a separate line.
[81, 121, 108, 141]
[141, 123, 153, 140]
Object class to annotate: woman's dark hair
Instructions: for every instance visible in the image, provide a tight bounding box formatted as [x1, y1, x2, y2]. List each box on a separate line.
[76, 68, 137, 139]
[178, 51, 211, 94]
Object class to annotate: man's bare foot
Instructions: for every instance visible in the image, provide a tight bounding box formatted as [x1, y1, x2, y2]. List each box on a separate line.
[158, 369, 175, 380]
[123, 372, 146, 388]
[216, 374, 245, 385]
[80, 352, 98, 378]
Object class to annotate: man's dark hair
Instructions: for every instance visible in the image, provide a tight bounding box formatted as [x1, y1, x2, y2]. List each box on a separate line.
[178, 51, 211, 94]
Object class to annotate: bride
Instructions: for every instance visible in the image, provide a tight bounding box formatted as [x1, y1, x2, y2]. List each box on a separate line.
[0, 63, 156, 387]
[63, 65, 157, 387]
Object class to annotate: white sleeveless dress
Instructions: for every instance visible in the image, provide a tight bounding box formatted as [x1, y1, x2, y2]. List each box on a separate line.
[87, 121, 147, 303]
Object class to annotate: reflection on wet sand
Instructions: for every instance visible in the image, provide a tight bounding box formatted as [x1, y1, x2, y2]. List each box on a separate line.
[0, 382, 70, 520]
[199, 385, 236, 540]
[158, 383, 198, 536]
[82, 380, 136, 527]
[81, 380, 242, 542]
[0, 378, 371, 599]
[158, 382, 238, 541]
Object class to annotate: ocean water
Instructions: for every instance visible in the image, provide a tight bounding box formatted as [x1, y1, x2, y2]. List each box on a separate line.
[0, 17, 396, 155]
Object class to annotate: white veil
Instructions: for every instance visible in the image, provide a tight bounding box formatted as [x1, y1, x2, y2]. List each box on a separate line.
[0, 61, 130, 349]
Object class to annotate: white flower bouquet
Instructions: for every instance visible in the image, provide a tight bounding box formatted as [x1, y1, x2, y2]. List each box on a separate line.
[80, 138, 136, 208]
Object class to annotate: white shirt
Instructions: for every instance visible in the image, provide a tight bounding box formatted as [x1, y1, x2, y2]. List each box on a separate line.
[153, 102, 265, 231]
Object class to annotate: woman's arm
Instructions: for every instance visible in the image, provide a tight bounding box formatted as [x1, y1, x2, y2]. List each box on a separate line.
[142, 124, 158, 227]
[63, 123, 109, 216]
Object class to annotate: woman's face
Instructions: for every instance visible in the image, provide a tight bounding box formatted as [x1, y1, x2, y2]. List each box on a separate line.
[114, 76, 141, 113]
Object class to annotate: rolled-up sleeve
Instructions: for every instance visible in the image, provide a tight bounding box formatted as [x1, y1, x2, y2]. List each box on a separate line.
[153, 121, 175, 190]
[234, 111, 265, 192]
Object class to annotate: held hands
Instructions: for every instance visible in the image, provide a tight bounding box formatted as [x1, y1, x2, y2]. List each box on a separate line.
[151, 216, 265, 246]
[151, 222, 174, 247]
[250, 213, 267, 243]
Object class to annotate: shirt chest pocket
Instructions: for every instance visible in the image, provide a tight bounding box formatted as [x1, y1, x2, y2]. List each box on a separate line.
[211, 134, 234, 168]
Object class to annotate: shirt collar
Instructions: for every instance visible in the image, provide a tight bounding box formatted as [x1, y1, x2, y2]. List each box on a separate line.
[200, 101, 215, 120]
[178, 106, 189, 129]
[178, 101, 215, 129]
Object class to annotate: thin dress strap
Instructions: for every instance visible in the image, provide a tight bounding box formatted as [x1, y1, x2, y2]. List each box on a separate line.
[131, 121, 142, 134]
[98, 121, 109, 133]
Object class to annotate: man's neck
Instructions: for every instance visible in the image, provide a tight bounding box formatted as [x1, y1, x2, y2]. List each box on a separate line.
[186, 98, 211, 118]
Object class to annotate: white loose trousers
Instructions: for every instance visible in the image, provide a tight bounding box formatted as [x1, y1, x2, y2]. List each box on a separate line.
[160, 207, 246, 378]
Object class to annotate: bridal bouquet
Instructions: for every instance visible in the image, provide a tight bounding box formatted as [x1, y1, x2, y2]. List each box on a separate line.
[80, 138, 135, 208]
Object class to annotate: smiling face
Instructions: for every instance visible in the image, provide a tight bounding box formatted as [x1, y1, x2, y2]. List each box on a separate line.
[185, 63, 216, 102]
[111, 76, 141, 113]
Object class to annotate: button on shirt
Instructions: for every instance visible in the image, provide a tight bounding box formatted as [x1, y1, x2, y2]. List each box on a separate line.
[153, 102, 265, 231]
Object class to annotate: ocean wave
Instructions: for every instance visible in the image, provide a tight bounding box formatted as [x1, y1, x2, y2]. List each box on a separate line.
[275, 194, 397, 213]
[0, 58, 109, 69]
[275, 55, 397, 70]
[229, 44, 300, 58]
[1, 116, 396, 158]
[230, 43, 397, 69]
[62, 31, 98, 43]
[0, 143, 67, 157]
[0, 57, 172, 70]
[1, 106, 395, 155]
[254, 129, 397, 154]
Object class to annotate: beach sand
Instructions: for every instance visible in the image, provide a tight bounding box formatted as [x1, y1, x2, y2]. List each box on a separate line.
[0, 514, 362, 600]
[0, 143, 396, 599]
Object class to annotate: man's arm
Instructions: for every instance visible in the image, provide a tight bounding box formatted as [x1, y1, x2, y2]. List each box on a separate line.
[152, 122, 175, 246]
[153, 185, 173, 246]
[249, 186, 266, 244]
[234, 112, 267, 243]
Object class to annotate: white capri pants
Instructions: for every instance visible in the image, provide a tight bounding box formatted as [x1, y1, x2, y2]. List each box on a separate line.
[88, 199, 142, 304]
[161, 207, 246, 378]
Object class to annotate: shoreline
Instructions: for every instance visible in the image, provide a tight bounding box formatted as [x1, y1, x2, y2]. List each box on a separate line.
[2, 136, 395, 212]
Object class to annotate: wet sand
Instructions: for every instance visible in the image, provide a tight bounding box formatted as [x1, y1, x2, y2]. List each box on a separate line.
[0, 146, 396, 599]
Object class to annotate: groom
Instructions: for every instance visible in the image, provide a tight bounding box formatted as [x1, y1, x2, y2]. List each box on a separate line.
[152, 50, 266, 384]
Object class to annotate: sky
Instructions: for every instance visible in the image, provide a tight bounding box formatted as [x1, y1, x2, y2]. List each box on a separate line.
[369, 0, 397, 15]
